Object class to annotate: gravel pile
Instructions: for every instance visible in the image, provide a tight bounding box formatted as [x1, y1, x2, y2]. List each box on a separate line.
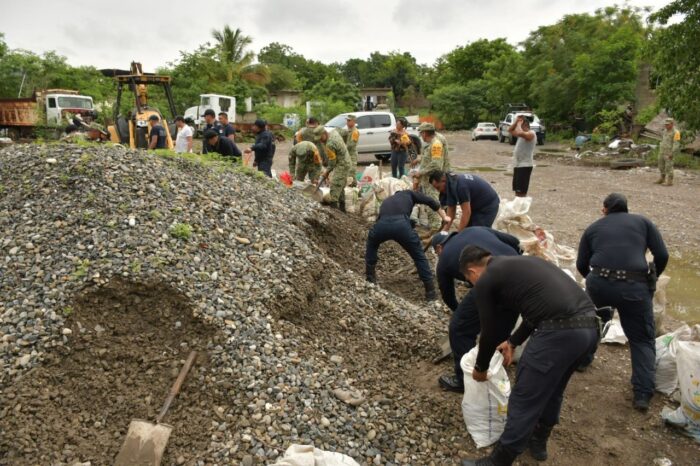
[0, 144, 457, 465]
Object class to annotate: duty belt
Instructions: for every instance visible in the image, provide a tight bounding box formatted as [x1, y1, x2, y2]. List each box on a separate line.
[590, 266, 648, 282]
[537, 314, 599, 331]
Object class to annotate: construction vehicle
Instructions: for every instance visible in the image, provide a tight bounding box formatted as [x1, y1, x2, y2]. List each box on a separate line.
[102, 62, 176, 149]
[0, 89, 96, 139]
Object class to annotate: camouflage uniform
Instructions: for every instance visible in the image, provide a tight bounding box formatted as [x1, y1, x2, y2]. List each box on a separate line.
[419, 129, 448, 229]
[657, 121, 680, 185]
[344, 117, 361, 174]
[435, 131, 450, 172]
[320, 128, 351, 205]
[289, 141, 321, 182]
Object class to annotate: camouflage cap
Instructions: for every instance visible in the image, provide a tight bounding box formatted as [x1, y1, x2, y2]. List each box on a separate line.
[664, 117, 675, 124]
[418, 122, 435, 132]
[346, 114, 357, 121]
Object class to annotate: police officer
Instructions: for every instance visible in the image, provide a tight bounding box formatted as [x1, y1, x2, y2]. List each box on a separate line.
[245, 119, 275, 177]
[314, 126, 351, 210]
[218, 112, 236, 141]
[655, 117, 681, 186]
[147, 115, 167, 150]
[366, 190, 451, 301]
[413, 122, 448, 230]
[460, 248, 599, 466]
[202, 109, 221, 154]
[429, 170, 501, 231]
[576, 193, 668, 411]
[203, 129, 241, 159]
[430, 227, 521, 392]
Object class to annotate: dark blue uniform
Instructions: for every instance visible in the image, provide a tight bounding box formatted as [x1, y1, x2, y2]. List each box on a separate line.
[474, 256, 598, 458]
[149, 124, 167, 149]
[251, 130, 275, 177]
[576, 196, 668, 402]
[365, 190, 440, 284]
[442, 173, 500, 227]
[436, 227, 521, 382]
[204, 136, 241, 159]
[221, 123, 236, 138]
[202, 122, 221, 154]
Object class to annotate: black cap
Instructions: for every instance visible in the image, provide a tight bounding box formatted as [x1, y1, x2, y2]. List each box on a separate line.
[148, 114, 160, 121]
[430, 231, 450, 249]
[204, 109, 216, 117]
[254, 119, 267, 129]
[203, 129, 219, 140]
[603, 193, 628, 213]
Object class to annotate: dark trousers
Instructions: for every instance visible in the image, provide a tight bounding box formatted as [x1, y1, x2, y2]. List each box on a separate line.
[469, 200, 500, 228]
[257, 158, 273, 177]
[365, 215, 432, 283]
[500, 326, 598, 453]
[451, 291, 515, 382]
[585, 274, 656, 398]
[391, 150, 407, 178]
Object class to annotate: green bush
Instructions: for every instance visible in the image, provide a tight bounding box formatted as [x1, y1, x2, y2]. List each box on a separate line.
[169, 223, 193, 240]
[636, 103, 660, 126]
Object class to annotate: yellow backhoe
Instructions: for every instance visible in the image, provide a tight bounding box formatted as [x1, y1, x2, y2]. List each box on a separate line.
[102, 62, 176, 149]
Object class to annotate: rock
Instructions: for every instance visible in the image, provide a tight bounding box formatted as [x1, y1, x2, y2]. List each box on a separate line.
[321, 416, 331, 427]
[176, 455, 185, 465]
[241, 455, 254, 466]
[330, 355, 343, 364]
[62, 328, 72, 336]
[333, 388, 366, 407]
[235, 237, 251, 245]
[18, 354, 31, 367]
[46, 158, 57, 164]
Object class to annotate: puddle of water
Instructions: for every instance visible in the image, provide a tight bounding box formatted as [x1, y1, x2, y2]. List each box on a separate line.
[664, 256, 700, 324]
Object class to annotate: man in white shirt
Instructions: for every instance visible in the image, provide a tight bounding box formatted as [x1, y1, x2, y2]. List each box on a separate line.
[508, 115, 536, 197]
[174, 116, 193, 153]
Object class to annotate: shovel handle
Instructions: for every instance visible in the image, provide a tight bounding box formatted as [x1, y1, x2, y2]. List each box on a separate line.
[156, 351, 197, 424]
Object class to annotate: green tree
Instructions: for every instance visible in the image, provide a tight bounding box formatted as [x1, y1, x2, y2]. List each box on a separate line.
[437, 39, 515, 87]
[211, 26, 270, 85]
[429, 81, 490, 129]
[265, 64, 300, 92]
[650, 0, 700, 130]
[304, 77, 360, 108]
[259, 42, 341, 89]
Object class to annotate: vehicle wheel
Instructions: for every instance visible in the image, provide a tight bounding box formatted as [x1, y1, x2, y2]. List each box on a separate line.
[537, 135, 545, 146]
[498, 131, 505, 143]
[375, 153, 391, 163]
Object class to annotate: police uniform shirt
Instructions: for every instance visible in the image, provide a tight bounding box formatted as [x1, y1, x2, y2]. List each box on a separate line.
[150, 124, 167, 149]
[379, 190, 440, 217]
[442, 173, 500, 209]
[221, 123, 236, 138]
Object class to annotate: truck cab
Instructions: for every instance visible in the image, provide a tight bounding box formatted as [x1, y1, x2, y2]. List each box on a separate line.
[189, 94, 236, 133]
[44, 92, 95, 125]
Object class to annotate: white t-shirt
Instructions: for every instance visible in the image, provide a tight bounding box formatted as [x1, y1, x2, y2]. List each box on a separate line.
[175, 125, 193, 153]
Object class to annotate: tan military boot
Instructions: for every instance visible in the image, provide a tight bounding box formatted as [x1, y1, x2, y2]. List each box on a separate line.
[654, 176, 665, 184]
[665, 179, 674, 186]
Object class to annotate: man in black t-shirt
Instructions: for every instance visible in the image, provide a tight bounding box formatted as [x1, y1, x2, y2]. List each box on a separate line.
[203, 129, 241, 159]
[202, 109, 221, 154]
[147, 115, 167, 150]
[429, 170, 500, 231]
[218, 112, 236, 141]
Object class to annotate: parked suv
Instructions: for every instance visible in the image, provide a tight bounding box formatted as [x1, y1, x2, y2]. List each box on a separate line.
[325, 111, 420, 162]
[498, 104, 546, 145]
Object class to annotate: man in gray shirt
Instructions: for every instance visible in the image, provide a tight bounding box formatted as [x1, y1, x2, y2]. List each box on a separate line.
[509, 115, 536, 197]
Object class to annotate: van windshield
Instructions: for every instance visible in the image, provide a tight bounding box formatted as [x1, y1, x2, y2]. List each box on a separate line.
[325, 115, 350, 127]
[57, 97, 93, 109]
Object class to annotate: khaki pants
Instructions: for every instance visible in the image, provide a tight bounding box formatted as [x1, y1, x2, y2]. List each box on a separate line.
[658, 155, 673, 181]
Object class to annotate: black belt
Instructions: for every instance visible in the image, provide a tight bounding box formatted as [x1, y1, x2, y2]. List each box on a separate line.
[590, 266, 648, 282]
[538, 313, 599, 331]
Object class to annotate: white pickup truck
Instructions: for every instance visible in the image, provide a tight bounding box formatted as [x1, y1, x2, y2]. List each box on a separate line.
[325, 111, 421, 162]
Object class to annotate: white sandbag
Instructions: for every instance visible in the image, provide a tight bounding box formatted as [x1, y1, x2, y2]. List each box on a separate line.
[358, 164, 379, 186]
[359, 191, 378, 222]
[661, 340, 700, 443]
[601, 317, 627, 344]
[374, 177, 410, 201]
[654, 274, 671, 334]
[461, 347, 511, 448]
[655, 324, 693, 395]
[269, 444, 361, 466]
[343, 187, 359, 214]
[320, 187, 331, 203]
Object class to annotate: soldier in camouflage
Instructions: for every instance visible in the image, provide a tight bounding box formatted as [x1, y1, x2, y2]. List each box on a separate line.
[656, 117, 680, 186]
[344, 114, 360, 174]
[288, 139, 322, 183]
[414, 122, 449, 229]
[314, 126, 351, 210]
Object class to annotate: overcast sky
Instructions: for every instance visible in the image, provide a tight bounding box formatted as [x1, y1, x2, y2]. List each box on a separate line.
[0, 0, 670, 71]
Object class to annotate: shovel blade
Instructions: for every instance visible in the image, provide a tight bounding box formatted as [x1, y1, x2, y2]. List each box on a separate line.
[115, 419, 172, 466]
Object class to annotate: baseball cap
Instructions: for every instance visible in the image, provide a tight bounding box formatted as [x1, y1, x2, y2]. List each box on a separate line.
[418, 122, 435, 132]
[346, 114, 357, 121]
[148, 114, 160, 121]
[203, 129, 219, 140]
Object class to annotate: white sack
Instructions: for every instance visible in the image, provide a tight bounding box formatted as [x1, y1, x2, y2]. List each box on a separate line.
[269, 444, 361, 466]
[661, 340, 700, 443]
[655, 324, 693, 395]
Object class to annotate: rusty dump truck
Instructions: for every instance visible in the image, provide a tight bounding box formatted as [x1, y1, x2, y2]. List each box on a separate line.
[0, 89, 96, 139]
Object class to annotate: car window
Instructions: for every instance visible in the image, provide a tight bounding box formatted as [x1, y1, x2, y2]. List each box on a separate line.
[219, 98, 231, 112]
[505, 115, 512, 123]
[48, 97, 56, 108]
[325, 115, 348, 127]
[372, 114, 392, 128]
[356, 115, 373, 129]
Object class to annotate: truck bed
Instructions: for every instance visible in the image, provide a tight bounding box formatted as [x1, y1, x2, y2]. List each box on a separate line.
[0, 98, 38, 127]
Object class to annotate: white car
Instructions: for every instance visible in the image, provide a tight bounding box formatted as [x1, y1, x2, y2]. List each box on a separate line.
[325, 111, 420, 162]
[471, 122, 498, 141]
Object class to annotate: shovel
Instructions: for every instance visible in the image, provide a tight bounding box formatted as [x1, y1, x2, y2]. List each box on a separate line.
[302, 174, 327, 202]
[114, 351, 197, 466]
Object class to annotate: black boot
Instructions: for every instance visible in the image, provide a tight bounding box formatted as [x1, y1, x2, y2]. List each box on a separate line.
[529, 423, 553, 461]
[462, 441, 518, 466]
[423, 280, 437, 301]
[438, 373, 464, 393]
[366, 264, 377, 284]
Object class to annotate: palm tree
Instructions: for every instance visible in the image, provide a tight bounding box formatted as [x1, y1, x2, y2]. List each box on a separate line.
[211, 26, 270, 85]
